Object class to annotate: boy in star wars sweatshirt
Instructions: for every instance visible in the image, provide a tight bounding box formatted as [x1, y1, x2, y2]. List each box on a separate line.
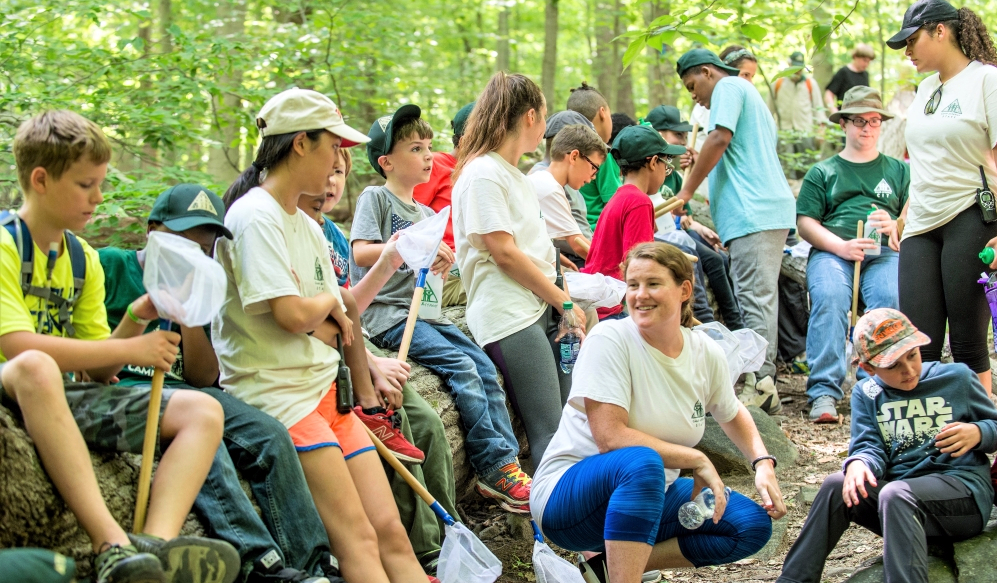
[778, 308, 997, 583]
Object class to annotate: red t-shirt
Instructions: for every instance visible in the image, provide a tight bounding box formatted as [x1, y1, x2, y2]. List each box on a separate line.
[413, 151, 457, 250]
[581, 184, 654, 318]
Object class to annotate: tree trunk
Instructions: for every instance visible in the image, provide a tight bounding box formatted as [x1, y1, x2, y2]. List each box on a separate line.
[874, 0, 887, 97]
[496, 6, 510, 72]
[207, 0, 247, 184]
[811, 5, 834, 90]
[593, 0, 617, 110]
[542, 0, 559, 110]
[644, 0, 675, 108]
[614, 0, 635, 117]
[157, 0, 172, 54]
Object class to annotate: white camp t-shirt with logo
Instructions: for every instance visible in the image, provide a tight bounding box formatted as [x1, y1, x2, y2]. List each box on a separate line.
[452, 152, 557, 346]
[212, 187, 343, 429]
[529, 319, 740, 528]
[904, 60, 997, 238]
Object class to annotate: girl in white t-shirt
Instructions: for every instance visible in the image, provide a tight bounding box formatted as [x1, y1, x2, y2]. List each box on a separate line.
[451, 72, 588, 471]
[215, 89, 428, 583]
[889, 0, 997, 394]
[529, 242, 786, 583]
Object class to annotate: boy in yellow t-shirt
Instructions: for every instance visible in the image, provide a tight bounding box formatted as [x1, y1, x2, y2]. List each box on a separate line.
[0, 110, 237, 583]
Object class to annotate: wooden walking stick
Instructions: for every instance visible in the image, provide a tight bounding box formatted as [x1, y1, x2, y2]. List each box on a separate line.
[397, 268, 428, 362]
[653, 196, 686, 219]
[683, 123, 701, 182]
[133, 319, 170, 533]
[846, 221, 864, 357]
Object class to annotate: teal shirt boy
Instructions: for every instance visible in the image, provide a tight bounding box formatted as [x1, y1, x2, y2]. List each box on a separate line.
[708, 76, 796, 244]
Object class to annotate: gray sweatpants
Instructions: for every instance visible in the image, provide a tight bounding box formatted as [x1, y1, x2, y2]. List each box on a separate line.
[778, 471, 983, 583]
[727, 229, 788, 379]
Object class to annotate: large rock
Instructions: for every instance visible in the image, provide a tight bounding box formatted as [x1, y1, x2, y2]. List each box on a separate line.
[953, 520, 997, 582]
[695, 406, 798, 476]
[843, 556, 957, 583]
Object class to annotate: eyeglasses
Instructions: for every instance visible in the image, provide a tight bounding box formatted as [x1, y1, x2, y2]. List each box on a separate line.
[581, 154, 601, 174]
[843, 117, 883, 128]
[925, 84, 943, 115]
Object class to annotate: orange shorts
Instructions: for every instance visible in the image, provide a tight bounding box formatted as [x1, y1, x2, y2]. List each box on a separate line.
[288, 383, 374, 459]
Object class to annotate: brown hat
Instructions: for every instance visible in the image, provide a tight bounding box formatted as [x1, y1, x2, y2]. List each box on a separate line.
[828, 86, 895, 124]
[852, 308, 931, 367]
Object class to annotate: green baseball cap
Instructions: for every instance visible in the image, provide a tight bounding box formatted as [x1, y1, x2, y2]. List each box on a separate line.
[828, 86, 895, 124]
[887, 0, 959, 50]
[149, 184, 232, 239]
[789, 51, 806, 66]
[676, 48, 741, 78]
[611, 125, 686, 166]
[645, 105, 694, 133]
[451, 102, 475, 137]
[366, 104, 422, 178]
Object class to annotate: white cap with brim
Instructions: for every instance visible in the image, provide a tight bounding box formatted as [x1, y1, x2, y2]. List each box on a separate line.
[256, 88, 370, 147]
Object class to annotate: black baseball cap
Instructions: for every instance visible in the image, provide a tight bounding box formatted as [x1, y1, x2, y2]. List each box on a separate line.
[149, 184, 232, 239]
[366, 104, 422, 178]
[611, 125, 686, 166]
[887, 0, 959, 49]
[676, 48, 741, 78]
[645, 106, 693, 133]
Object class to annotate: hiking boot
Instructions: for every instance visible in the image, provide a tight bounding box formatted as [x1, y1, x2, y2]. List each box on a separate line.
[94, 543, 165, 583]
[418, 550, 440, 577]
[810, 395, 839, 424]
[247, 550, 329, 583]
[354, 406, 425, 464]
[739, 375, 782, 414]
[476, 462, 532, 514]
[128, 533, 240, 583]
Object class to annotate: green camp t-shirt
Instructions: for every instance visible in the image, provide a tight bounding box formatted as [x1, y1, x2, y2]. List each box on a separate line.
[663, 169, 683, 196]
[579, 155, 622, 229]
[796, 154, 910, 241]
[97, 247, 188, 387]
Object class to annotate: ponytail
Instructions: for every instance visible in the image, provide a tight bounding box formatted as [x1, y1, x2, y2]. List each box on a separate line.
[453, 72, 545, 182]
[223, 129, 325, 211]
[927, 8, 997, 66]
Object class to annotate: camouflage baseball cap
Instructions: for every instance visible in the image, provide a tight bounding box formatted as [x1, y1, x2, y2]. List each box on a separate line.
[852, 308, 931, 367]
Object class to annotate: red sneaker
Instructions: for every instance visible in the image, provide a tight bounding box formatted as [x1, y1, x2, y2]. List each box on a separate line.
[475, 462, 532, 514]
[354, 406, 425, 464]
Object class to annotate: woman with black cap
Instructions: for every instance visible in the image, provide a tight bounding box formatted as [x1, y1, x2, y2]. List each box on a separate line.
[890, 0, 997, 394]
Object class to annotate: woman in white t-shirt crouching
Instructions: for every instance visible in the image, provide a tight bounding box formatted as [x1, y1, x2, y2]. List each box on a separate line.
[530, 242, 786, 583]
[451, 72, 588, 471]
[889, 0, 997, 393]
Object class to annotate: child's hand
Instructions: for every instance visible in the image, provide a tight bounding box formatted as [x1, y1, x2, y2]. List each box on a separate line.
[130, 294, 159, 322]
[935, 422, 982, 457]
[431, 241, 455, 275]
[330, 302, 354, 347]
[381, 233, 405, 271]
[130, 330, 181, 371]
[372, 374, 404, 409]
[373, 355, 411, 390]
[842, 460, 877, 506]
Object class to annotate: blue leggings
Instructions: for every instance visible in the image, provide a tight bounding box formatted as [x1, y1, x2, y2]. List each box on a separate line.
[540, 447, 772, 568]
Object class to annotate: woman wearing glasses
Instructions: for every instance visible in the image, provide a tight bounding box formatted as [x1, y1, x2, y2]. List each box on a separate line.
[888, 0, 997, 393]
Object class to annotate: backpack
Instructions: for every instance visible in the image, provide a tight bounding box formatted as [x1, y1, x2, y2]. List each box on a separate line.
[0, 211, 87, 337]
[774, 77, 814, 96]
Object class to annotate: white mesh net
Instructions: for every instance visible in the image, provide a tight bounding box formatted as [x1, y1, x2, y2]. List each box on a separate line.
[532, 540, 587, 583]
[437, 522, 502, 583]
[142, 231, 226, 326]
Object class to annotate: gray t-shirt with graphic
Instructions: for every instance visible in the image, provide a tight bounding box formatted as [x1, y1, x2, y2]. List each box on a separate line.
[349, 185, 450, 338]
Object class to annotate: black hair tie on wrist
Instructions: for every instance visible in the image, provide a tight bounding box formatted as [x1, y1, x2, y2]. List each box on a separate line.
[751, 455, 777, 471]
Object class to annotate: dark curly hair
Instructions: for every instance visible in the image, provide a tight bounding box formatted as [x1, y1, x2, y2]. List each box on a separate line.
[927, 7, 997, 66]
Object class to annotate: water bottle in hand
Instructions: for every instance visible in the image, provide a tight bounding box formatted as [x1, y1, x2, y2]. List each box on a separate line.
[558, 301, 581, 374]
[678, 487, 732, 529]
[864, 208, 881, 256]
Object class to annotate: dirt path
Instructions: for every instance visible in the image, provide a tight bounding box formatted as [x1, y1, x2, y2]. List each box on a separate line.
[463, 372, 886, 583]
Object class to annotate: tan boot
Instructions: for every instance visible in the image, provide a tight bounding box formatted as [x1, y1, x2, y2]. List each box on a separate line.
[740, 375, 783, 414]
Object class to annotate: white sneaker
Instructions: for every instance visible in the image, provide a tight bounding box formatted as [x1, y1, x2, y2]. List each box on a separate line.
[642, 571, 663, 582]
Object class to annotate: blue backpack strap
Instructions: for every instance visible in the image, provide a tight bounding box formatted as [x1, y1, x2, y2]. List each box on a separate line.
[0, 211, 39, 297]
[57, 230, 87, 337]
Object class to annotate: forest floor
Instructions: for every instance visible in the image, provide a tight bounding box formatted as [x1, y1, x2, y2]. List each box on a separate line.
[459, 371, 888, 583]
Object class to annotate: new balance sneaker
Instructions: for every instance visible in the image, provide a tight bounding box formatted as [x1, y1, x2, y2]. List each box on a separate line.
[94, 543, 165, 583]
[247, 550, 329, 583]
[128, 534, 240, 583]
[809, 395, 838, 424]
[354, 406, 425, 464]
[475, 462, 531, 514]
[738, 374, 783, 414]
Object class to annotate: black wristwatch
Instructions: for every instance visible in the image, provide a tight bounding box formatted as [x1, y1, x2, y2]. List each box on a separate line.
[751, 455, 777, 471]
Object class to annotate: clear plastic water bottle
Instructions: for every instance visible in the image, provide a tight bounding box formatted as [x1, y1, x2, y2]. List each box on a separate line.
[678, 487, 732, 529]
[864, 208, 881, 256]
[558, 301, 581, 374]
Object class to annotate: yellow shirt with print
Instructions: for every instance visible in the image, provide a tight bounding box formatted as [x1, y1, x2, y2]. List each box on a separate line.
[0, 226, 111, 363]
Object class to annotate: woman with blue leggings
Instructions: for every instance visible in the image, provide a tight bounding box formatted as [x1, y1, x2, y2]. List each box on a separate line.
[530, 242, 787, 582]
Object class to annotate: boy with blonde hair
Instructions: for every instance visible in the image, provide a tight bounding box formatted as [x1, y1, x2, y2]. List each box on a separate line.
[0, 111, 238, 583]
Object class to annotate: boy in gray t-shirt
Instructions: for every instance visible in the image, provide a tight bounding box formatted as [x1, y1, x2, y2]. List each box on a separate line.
[349, 105, 532, 513]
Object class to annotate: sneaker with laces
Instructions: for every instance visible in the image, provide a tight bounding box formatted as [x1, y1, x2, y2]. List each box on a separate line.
[739, 375, 783, 414]
[475, 462, 531, 514]
[128, 533, 240, 583]
[94, 543, 165, 583]
[809, 395, 839, 424]
[247, 550, 329, 583]
[353, 406, 425, 464]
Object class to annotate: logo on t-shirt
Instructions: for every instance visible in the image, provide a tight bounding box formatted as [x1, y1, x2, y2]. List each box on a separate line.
[314, 257, 325, 290]
[940, 99, 962, 117]
[873, 179, 894, 198]
[691, 400, 705, 427]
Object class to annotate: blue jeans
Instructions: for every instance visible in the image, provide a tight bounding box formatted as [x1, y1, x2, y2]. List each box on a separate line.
[540, 447, 771, 568]
[805, 249, 899, 403]
[372, 320, 519, 476]
[191, 387, 331, 576]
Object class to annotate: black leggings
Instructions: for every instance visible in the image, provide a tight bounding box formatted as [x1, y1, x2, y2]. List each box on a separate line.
[899, 205, 997, 373]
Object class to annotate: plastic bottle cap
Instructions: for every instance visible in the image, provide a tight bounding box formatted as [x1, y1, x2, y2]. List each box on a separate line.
[981, 248, 995, 265]
[563, 301, 573, 310]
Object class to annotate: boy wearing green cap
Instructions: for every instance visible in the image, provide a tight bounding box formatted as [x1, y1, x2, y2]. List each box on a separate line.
[350, 105, 533, 513]
[98, 185, 338, 583]
[778, 308, 997, 583]
[797, 86, 908, 424]
[676, 48, 797, 411]
[0, 111, 237, 583]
